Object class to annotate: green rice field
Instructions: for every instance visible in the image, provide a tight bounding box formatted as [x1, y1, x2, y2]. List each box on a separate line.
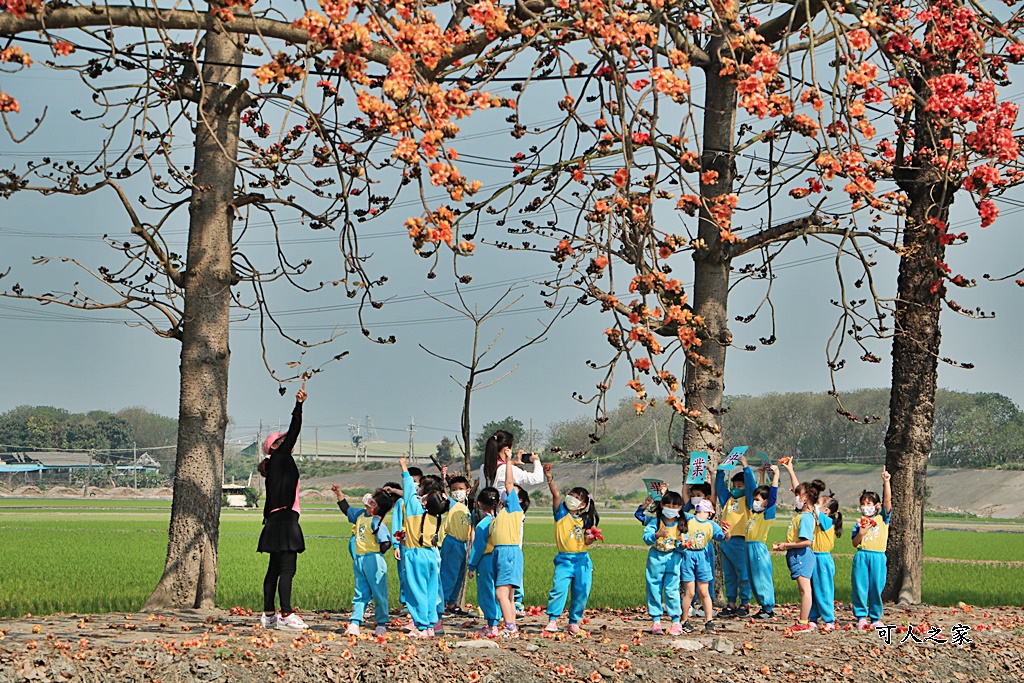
[0, 503, 1021, 617]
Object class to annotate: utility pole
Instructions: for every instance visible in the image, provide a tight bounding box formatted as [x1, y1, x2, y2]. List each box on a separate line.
[408, 417, 416, 463]
[529, 418, 534, 455]
[593, 457, 599, 496]
[257, 420, 263, 497]
[315, 427, 319, 461]
[653, 418, 661, 461]
[133, 442, 138, 490]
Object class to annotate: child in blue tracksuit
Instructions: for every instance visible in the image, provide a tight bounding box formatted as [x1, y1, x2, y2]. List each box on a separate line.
[716, 457, 754, 617]
[679, 498, 729, 635]
[851, 467, 892, 630]
[643, 490, 685, 635]
[543, 463, 599, 635]
[331, 484, 394, 636]
[773, 480, 819, 634]
[780, 461, 843, 631]
[468, 487, 501, 637]
[440, 476, 473, 614]
[491, 452, 529, 638]
[390, 468, 422, 612]
[398, 456, 447, 637]
[744, 464, 779, 619]
[681, 482, 715, 615]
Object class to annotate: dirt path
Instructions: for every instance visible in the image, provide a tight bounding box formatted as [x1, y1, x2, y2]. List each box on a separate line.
[1, 603, 1021, 683]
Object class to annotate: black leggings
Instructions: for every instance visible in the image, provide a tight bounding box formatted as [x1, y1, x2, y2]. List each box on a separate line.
[263, 550, 297, 614]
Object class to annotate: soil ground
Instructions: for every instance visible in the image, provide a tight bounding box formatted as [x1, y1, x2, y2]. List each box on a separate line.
[1, 603, 1021, 683]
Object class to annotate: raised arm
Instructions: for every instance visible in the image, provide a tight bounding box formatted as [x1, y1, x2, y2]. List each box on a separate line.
[780, 458, 798, 492]
[741, 457, 756, 509]
[714, 469, 729, 505]
[513, 452, 546, 486]
[881, 466, 892, 516]
[276, 389, 306, 455]
[543, 463, 560, 510]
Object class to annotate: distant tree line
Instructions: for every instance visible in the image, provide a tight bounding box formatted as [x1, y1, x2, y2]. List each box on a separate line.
[0, 405, 178, 466]
[546, 390, 1024, 469]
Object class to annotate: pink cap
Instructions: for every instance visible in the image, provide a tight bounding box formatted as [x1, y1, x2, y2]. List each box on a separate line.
[695, 498, 714, 514]
[263, 432, 285, 455]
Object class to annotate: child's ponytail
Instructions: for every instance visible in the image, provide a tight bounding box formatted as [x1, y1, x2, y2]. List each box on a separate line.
[825, 497, 843, 538]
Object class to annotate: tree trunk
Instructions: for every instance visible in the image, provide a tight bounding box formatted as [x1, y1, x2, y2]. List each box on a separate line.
[882, 67, 952, 605]
[682, 41, 737, 462]
[144, 23, 243, 610]
[684, 38, 737, 604]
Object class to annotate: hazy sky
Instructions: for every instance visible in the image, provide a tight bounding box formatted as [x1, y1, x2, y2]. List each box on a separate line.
[1, 48, 1022, 452]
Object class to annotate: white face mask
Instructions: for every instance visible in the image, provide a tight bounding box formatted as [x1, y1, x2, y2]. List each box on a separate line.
[662, 507, 680, 519]
[362, 493, 374, 507]
[794, 497, 804, 511]
[565, 495, 584, 511]
[861, 504, 877, 516]
[752, 501, 766, 513]
[690, 496, 704, 505]
[452, 489, 468, 503]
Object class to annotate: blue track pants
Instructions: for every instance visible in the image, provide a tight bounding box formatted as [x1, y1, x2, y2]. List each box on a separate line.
[746, 541, 775, 610]
[645, 549, 682, 622]
[440, 537, 467, 607]
[545, 552, 592, 624]
[475, 553, 500, 626]
[851, 549, 887, 623]
[809, 551, 836, 623]
[721, 536, 751, 604]
[404, 546, 441, 630]
[351, 553, 389, 626]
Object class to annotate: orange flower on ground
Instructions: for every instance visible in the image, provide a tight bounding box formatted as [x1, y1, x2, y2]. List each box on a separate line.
[614, 658, 632, 672]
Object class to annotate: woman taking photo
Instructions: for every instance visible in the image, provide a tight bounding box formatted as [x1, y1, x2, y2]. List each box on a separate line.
[479, 429, 545, 489]
[258, 386, 308, 630]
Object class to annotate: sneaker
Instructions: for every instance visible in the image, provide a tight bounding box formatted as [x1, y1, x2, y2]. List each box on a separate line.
[820, 622, 836, 633]
[687, 606, 696, 618]
[694, 606, 706, 618]
[514, 602, 525, 617]
[870, 621, 886, 630]
[719, 606, 737, 618]
[736, 605, 750, 618]
[704, 621, 717, 635]
[668, 622, 683, 636]
[277, 612, 307, 631]
[260, 612, 278, 629]
[544, 619, 559, 633]
[650, 620, 663, 634]
[345, 623, 360, 637]
[447, 606, 468, 616]
[374, 625, 387, 636]
[406, 618, 416, 631]
[856, 618, 871, 631]
[501, 625, 520, 639]
[433, 619, 445, 635]
[408, 628, 434, 638]
[752, 609, 774, 620]
[791, 621, 817, 634]
[477, 625, 495, 638]
[567, 623, 581, 635]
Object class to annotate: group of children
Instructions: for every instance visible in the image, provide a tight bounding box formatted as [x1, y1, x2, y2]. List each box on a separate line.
[331, 448, 601, 638]
[635, 455, 893, 634]
[326, 450, 892, 639]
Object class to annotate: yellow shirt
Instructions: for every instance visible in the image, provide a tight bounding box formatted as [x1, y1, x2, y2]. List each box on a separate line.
[403, 512, 442, 549]
[685, 517, 716, 550]
[787, 511, 816, 544]
[653, 520, 681, 552]
[745, 512, 773, 544]
[491, 493, 524, 548]
[353, 514, 387, 555]
[812, 512, 835, 552]
[554, 503, 587, 553]
[441, 501, 472, 543]
[856, 513, 890, 552]
[721, 495, 750, 536]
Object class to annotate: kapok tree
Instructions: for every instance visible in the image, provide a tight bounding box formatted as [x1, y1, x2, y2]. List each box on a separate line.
[0, 0, 531, 608]
[833, 0, 1024, 605]
[446, 0, 911, 467]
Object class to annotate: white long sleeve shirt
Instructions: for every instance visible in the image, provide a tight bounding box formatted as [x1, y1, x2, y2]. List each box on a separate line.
[479, 459, 545, 489]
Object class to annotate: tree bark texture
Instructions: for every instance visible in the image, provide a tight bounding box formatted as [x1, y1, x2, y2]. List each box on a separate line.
[883, 75, 952, 606]
[682, 42, 737, 462]
[145, 23, 244, 610]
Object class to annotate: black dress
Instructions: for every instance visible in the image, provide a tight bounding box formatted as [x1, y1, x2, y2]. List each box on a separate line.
[257, 402, 306, 554]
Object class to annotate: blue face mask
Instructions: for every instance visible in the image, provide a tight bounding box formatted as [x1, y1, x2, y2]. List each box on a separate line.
[662, 507, 680, 519]
[731, 488, 743, 499]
